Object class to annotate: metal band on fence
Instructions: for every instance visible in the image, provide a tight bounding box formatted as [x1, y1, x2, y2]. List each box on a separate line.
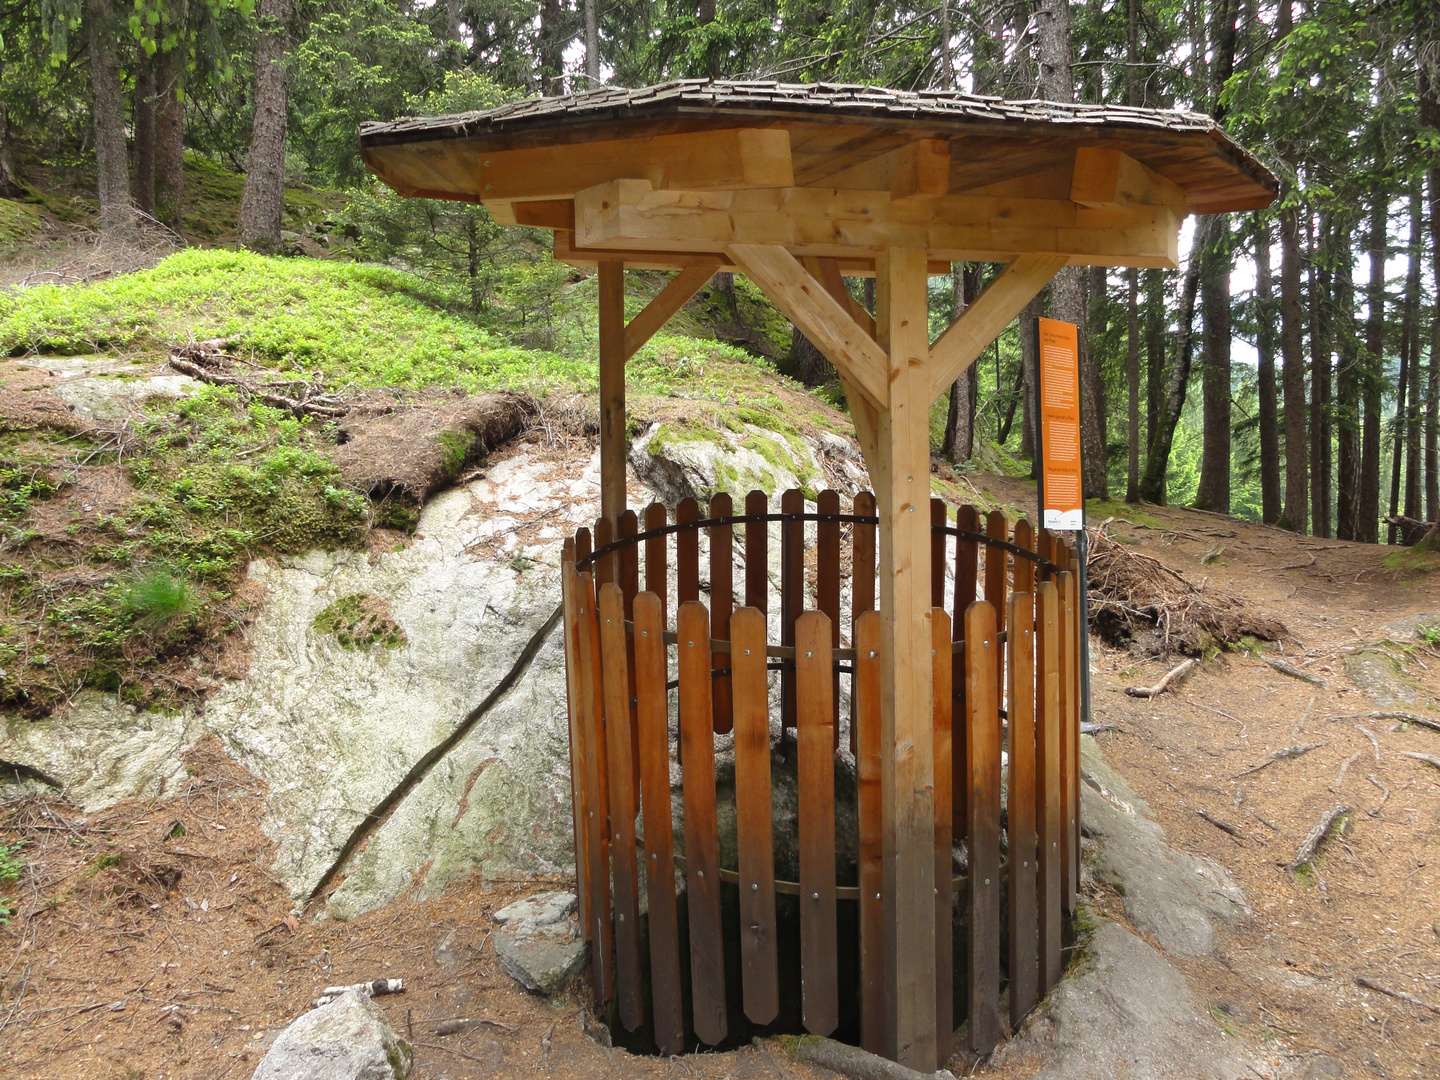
[629, 621, 1010, 661]
[576, 511, 1067, 578]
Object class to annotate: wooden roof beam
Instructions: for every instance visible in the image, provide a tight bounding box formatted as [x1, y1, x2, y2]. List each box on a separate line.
[727, 244, 890, 412]
[1069, 147, 1186, 216]
[928, 254, 1068, 401]
[575, 179, 1182, 269]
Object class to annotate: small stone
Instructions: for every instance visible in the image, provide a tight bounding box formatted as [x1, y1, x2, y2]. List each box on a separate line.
[493, 891, 576, 927]
[492, 892, 586, 995]
[250, 991, 411, 1080]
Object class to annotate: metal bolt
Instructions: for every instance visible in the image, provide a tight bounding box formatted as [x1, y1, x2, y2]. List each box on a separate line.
[697, 870, 704, 878]
[744, 648, 751, 655]
[751, 883, 758, 891]
[688, 640, 694, 647]
[806, 650, 812, 658]
[983, 640, 991, 648]
[642, 630, 648, 637]
[875, 892, 881, 900]
[985, 878, 991, 886]
[812, 892, 819, 901]
[651, 853, 657, 859]
[869, 650, 876, 658]
[619, 913, 625, 922]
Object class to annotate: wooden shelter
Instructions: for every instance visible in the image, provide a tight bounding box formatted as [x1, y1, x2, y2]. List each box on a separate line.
[360, 80, 1275, 1069]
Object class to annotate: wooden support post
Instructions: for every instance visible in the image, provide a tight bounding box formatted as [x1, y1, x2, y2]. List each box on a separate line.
[598, 260, 627, 521]
[874, 246, 937, 1070]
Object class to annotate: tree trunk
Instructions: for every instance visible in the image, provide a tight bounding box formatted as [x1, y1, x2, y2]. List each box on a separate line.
[1139, 215, 1212, 504]
[1307, 212, 1332, 537]
[132, 47, 156, 214]
[1429, 177, 1440, 522]
[1278, 207, 1308, 533]
[87, 0, 134, 234]
[1403, 189, 1424, 522]
[155, 41, 185, 230]
[1255, 219, 1282, 524]
[1144, 269, 1165, 454]
[538, 0, 567, 95]
[1335, 218, 1363, 541]
[1359, 195, 1387, 544]
[1021, 293, 1041, 463]
[238, 0, 294, 252]
[1125, 268, 1140, 503]
[1196, 220, 1231, 513]
[584, 0, 599, 86]
[941, 267, 976, 464]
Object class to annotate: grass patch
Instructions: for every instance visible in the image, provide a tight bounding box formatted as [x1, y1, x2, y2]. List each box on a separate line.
[1382, 546, 1440, 575]
[0, 839, 24, 925]
[1086, 498, 1164, 529]
[0, 248, 589, 394]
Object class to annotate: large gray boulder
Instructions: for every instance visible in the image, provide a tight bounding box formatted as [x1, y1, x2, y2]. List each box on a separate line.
[251, 991, 411, 1080]
[1080, 735, 1249, 957]
[996, 921, 1253, 1080]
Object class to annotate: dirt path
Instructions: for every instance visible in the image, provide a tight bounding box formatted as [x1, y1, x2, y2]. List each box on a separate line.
[3, 490, 1437, 1080]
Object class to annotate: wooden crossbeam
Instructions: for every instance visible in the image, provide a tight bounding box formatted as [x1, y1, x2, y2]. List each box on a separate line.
[623, 264, 716, 360]
[727, 244, 890, 412]
[577, 179, 1182, 268]
[1070, 146, 1186, 215]
[927, 255, 1068, 400]
[804, 256, 877, 340]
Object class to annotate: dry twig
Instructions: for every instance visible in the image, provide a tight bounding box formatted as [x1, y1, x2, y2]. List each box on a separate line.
[1234, 742, 1326, 778]
[1332, 750, 1364, 792]
[1124, 658, 1197, 698]
[1355, 977, 1440, 1015]
[1196, 809, 1244, 839]
[1262, 656, 1326, 687]
[1401, 751, 1440, 771]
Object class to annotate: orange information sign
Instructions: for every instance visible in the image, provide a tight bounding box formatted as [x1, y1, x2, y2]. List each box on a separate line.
[1037, 317, 1084, 530]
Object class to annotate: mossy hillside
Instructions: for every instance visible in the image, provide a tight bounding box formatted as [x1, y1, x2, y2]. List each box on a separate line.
[180, 157, 347, 241]
[0, 200, 43, 246]
[0, 386, 389, 715]
[0, 248, 589, 394]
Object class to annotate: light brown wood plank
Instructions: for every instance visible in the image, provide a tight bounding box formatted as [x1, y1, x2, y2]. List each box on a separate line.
[965, 600, 1001, 1056]
[598, 262, 627, 520]
[560, 553, 590, 942]
[634, 592, 685, 1055]
[709, 493, 734, 735]
[855, 611, 887, 1056]
[797, 611, 839, 1037]
[1007, 589, 1040, 1027]
[1064, 554, 1082, 912]
[598, 584, 643, 1030]
[594, 514, 616, 588]
[678, 600, 727, 1046]
[732, 606, 779, 1024]
[575, 570, 612, 1001]
[1036, 582, 1063, 992]
[931, 607, 954, 1061]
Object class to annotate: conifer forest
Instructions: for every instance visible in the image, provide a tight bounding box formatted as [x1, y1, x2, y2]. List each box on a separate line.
[2, 0, 1439, 545]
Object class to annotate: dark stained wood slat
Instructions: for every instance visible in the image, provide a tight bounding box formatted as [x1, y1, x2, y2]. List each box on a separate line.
[952, 504, 978, 840]
[851, 491, 877, 755]
[745, 489, 768, 611]
[796, 611, 839, 1037]
[618, 510, 641, 796]
[633, 592, 685, 1055]
[560, 554, 591, 943]
[594, 515, 616, 588]
[1058, 569, 1078, 916]
[678, 601, 727, 1046]
[576, 526, 593, 564]
[931, 607, 954, 1062]
[644, 502, 668, 625]
[1036, 582, 1064, 992]
[709, 493, 735, 735]
[854, 611, 886, 1057]
[731, 606, 779, 1025]
[598, 584, 643, 1031]
[1007, 589, 1040, 1027]
[930, 498, 948, 609]
[574, 570, 612, 1002]
[1064, 554, 1082, 912]
[677, 497, 701, 606]
[984, 510, 1009, 707]
[817, 489, 842, 743]
[780, 488, 804, 759]
[965, 600, 1002, 1056]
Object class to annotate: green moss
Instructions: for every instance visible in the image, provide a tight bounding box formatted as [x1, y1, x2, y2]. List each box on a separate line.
[1383, 546, 1440, 574]
[648, 418, 725, 458]
[0, 199, 42, 245]
[312, 594, 406, 650]
[1085, 498, 1164, 529]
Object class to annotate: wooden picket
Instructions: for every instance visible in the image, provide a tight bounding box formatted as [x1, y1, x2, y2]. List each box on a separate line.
[560, 490, 1084, 1065]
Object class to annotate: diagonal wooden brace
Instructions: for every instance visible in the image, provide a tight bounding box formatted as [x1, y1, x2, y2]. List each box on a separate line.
[726, 244, 890, 412]
[623, 263, 718, 360]
[928, 254, 1069, 401]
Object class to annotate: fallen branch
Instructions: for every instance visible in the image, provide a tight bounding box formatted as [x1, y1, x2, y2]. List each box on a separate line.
[1366, 774, 1391, 817]
[1356, 725, 1381, 764]
[1196, 809, 1244, 839]
[1325, 710, 1438, 731]
[312, 979, 404, 1008]
[1332, 750, 1363, 792]
[776, 1035, 937, 1080]
[1355, 976, 1440, 1015]
[435, 1016, 519, 1036]
[1124, 658, 1197, 698]
[1401, 751, 1440, 771]
[1288, 803, 1348, 870]
[1290, 694, 1317, 737]
[1262, 656, 1326, 687]
[1234, 742, 1326, 778]
[1081, 722, 1118, 734]
[167, 351, 356, 419]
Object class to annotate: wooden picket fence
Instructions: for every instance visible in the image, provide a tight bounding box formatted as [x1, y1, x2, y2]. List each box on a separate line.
[560, 489, 1082, 1062]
